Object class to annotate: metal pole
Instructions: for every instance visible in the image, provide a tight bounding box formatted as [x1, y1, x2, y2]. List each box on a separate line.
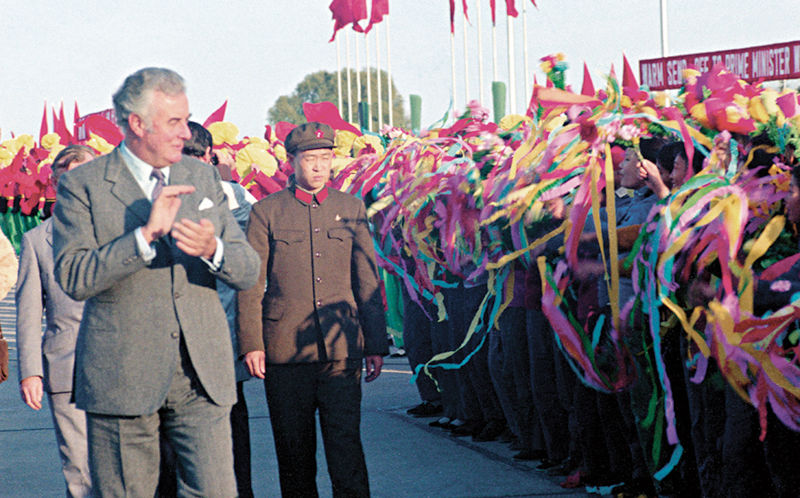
[476, 0, 485, 105]
[336, 34, 343, 116]
[346, 31, 353, 123]
[451, 30, 458, 120]
[386, 14, 393, 127]
[522, 1, 530, 105]
[492, 21, 498, 82]
[365, 33, 372, 131]
[660, 0, 669, 57]
[355, 33, 362, 114]
[462, 12, 470, 104]
[376, 23, 383, 130]
[506, 14, 516, 114]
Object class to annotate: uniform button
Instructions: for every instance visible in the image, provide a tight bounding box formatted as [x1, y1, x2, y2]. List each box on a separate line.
[174, 292, 182, 299]
[314, 227, 320, 233]
[316, 277, 321, 282]
[171, 332, 179, 339]
[315, 252, 321, 258]
[312, 203, 318, 208]
[316, 300, 322, 307]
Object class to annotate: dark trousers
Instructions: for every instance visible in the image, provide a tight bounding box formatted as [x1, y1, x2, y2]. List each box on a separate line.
[265, 360, 369, 498]
[232, 381, 253, 498]
[431, 312, 461, 420]
[443, 283, 504, 424]
[526, 309, 568, 460]
[401, 290, 443, 404]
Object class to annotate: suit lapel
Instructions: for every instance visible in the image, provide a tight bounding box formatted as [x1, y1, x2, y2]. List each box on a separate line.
[44, 217, 54, 247]
[105, 148, 151, 226]
[170, 159, 202, 221]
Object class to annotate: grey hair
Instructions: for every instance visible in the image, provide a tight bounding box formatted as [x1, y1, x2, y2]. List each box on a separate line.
[112, 67, 186, 133]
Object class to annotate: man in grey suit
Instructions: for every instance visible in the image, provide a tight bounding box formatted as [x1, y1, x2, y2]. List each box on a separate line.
[53, 67, 260, 497]
[17, 145, 96, 497]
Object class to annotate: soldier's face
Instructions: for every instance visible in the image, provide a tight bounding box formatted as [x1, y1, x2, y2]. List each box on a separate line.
[292, 148, 333, 192]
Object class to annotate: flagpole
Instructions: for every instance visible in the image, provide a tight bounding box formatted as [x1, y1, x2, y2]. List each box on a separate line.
[660, 0, 669, 57]
[522, 1, 530, 105]
[386, 14, 393, 127]
[375, 23, 383, 130]
[462, 11, 470, 105]
[451, 30, 457, 121]
[336, 34, 343, 117]
[476, 0, 485, 105]
[365, 31, 372, 131]
[355, 33, 362, 117]
[492, 18, 498, 82]
[506, 13, 516, 114]
[346, 31, 353, 123]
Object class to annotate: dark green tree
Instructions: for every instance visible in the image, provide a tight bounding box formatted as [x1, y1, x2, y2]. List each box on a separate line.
[267, 69, 408, 130]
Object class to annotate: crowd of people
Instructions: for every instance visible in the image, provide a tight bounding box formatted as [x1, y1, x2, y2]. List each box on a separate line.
[395, 129, 800, 497]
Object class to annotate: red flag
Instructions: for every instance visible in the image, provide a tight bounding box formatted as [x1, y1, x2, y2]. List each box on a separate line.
[202, 101, 228, 127]
[329, 0, 368, 41]
[449, 0, 455, 33]
[39, 102, 48, 143]
[364, 0, 389, 33]
[505, 0, 518, 17]
[622, 53, 638, 89]
[81, 115, 124, 146]
[72, 102, 81, 138]
[53, 103, 74, 145]
[449, 0, 469, 34]
[581, 62, 595, 96]
[303, 101, 362, 136]
[275, 121, 297, 142]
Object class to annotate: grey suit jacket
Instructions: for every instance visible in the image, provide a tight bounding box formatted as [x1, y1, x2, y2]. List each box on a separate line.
[16, 218, 85, 394]
[53, 147, 260, 416]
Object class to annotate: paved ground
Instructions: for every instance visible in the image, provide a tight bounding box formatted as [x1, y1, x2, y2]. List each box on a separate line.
[0, 284, 596, 497]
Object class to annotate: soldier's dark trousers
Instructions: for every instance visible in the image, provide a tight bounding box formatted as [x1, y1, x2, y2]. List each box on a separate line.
[265, 360, 369, 498]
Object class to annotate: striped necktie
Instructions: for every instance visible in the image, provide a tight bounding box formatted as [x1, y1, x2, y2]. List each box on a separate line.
[150, 168, 166, 200]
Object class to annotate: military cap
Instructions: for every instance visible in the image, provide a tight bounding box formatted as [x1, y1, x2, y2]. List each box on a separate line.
[284, 122, 335, 155]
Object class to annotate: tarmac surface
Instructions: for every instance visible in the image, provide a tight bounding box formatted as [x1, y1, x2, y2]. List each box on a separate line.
[0, 284, 596, 497]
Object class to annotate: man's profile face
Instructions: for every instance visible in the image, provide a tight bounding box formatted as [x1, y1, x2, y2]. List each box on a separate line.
[291, 148, 333, 192]
[670, 156, 689, 189]
[134, 90, 191, 167]
[619, 147, 644, 189]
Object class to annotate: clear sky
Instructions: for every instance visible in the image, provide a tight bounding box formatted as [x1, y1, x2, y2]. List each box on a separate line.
[1, 1, 798, 139]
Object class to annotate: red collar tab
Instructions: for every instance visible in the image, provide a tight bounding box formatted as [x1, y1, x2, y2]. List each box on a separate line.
[294, 186, 328, 204]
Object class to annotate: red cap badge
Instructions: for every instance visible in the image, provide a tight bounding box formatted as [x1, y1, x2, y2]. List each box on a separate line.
[315, 129, 324, 138]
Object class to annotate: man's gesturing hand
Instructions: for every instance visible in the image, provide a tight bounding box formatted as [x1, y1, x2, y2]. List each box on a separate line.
[142, 185, 195, 244]
[172, 218, 217, 259]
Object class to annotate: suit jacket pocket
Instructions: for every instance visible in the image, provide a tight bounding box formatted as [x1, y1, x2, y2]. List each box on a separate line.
[43, 329, 78, 355]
